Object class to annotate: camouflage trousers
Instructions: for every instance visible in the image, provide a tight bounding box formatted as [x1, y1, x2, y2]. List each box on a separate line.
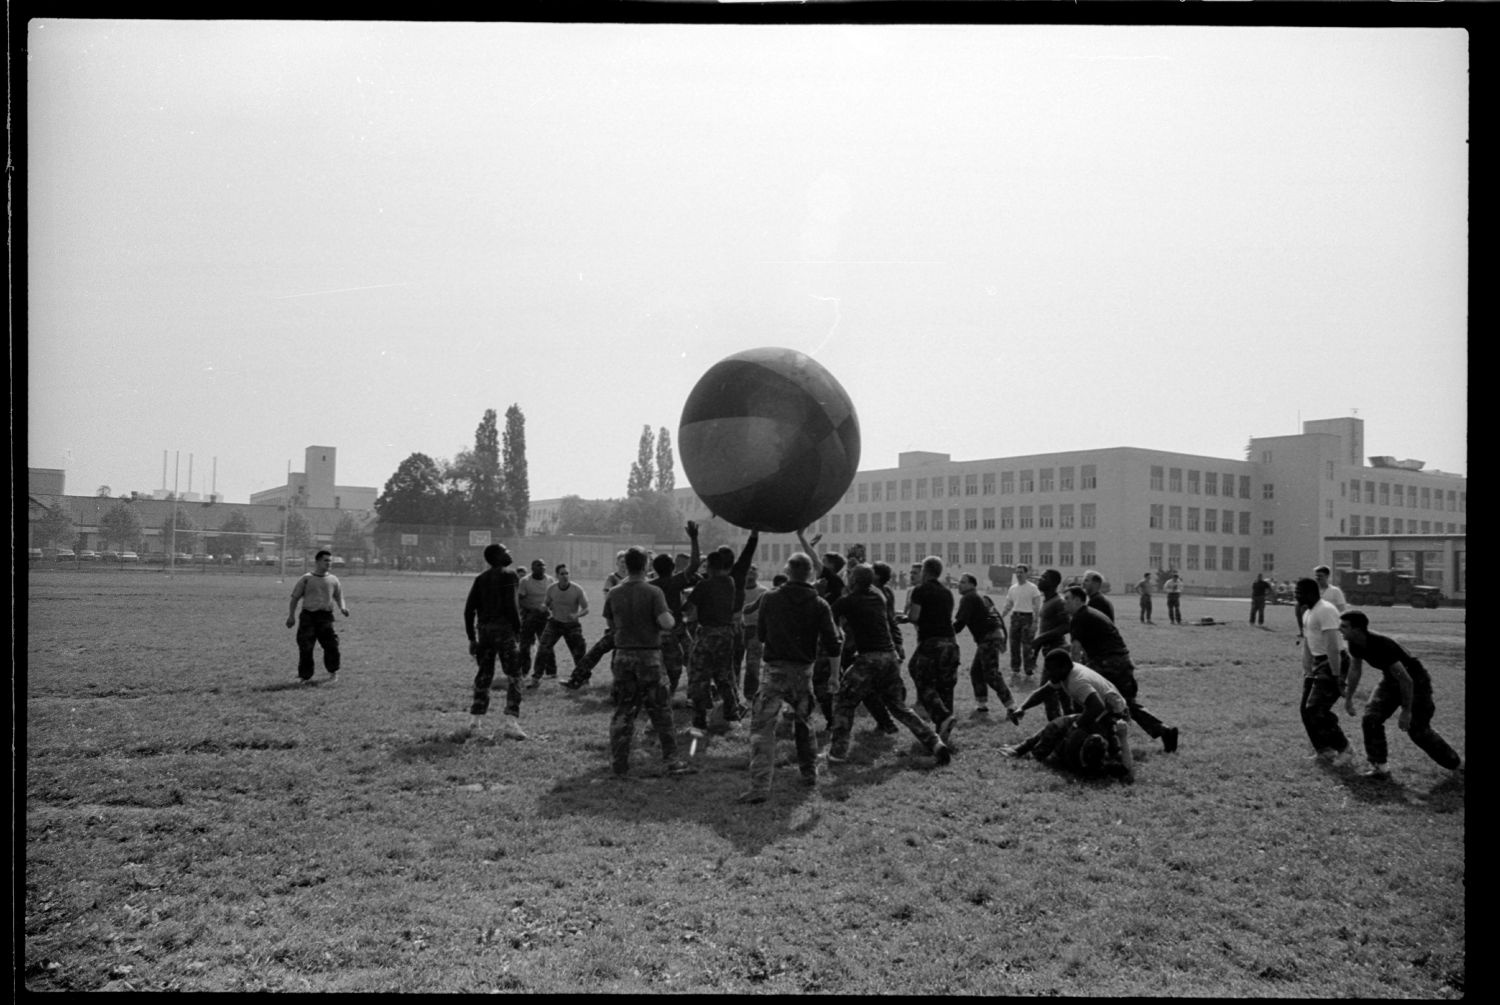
[471, 621, 522, 717]
[533, 619, 586, 678]
[740, 633, 764, 706]
[609, 648, 680, 775]
[688, 625, 741, 729]
[1362, 675, 1459, 769]
[1009, 613, 1036, 673]
[969, 631, 1016, 709]
[517, 609, 549, 676]
[745, 659, 819, 796]
[909, 637, 960, 725]
[661, 625, 687, 695]
[830, 651, 939, 759]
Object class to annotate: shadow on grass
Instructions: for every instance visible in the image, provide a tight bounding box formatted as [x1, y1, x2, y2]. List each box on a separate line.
[392, 729, 473, 761]
[534, 723, 946, 854]
[1320, 762, 1465, 813]
[254, 678, 333, 693]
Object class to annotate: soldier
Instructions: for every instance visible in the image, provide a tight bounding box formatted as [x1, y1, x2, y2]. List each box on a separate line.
[1008, 650, 1136, 782]
[516, 559, 552, 677]
[827, 564, 952, 767]
[462, 543, 527, 740]
[530, 564, 590, 686]
[286, 549, 349, 684]
[953, 573, 1015, 720]
[1339, 610, 1460, 779]
[738, 551, 840, 804]
[687, 531, 759, 738]
[907, 555, 962, 745]
[602, 546, 691, 778]
[1295, 577, 1353, 765]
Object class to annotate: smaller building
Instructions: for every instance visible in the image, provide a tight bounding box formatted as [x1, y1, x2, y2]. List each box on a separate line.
[1325, 534, 1466, 604]
[249, 445, 378, 512]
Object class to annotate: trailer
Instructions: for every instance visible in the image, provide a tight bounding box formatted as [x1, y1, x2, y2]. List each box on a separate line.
[1338, 569, 1444, 609]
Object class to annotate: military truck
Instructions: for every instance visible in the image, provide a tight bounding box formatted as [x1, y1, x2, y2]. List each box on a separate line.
[1337, 569, 1444, 609]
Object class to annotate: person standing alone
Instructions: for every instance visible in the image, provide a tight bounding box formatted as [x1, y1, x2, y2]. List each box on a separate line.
[286, 549, 349, 684]
[463, 543, 527, 740]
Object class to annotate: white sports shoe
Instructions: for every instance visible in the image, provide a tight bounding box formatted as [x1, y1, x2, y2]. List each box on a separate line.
[503, 718, 528, 740]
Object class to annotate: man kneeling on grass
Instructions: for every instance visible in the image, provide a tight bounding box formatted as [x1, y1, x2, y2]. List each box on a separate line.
[1006, 650, 1136, 783]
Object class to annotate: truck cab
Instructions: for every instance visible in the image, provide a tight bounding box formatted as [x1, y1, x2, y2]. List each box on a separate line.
[1338, 569, 1444, 609]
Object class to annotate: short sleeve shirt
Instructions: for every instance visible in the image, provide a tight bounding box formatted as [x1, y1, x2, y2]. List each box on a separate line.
[603, 579, 670, 649]
[1301, 600, 1342, 661]
[1063, 666, 1127, 716]
[910, 580, 956, 641]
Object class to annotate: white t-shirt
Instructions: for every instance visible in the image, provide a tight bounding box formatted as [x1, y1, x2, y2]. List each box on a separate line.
[1005, 580, 1042, 617]
[1301, 599, 1342, 661]
[1320, 584, 1349, 650]
[1062, 665, 1128, 716]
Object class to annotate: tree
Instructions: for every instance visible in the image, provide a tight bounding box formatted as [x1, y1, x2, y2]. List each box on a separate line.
[655, 427, 675, 494]
[555, 495, 617, 536]
[96, 485, 112, 497]
[332, 513, 367, 558]
[453, 409, 505, 528]
[503, 404, 529, 536]
[217, 510, 255, 561]
[627, 425, 655, 497]
[35, 506, 75, 549]
[284, 509, 314, 556]
[613, 491, 681, 541]
[374, 453, 448, 526]
[100, 501, 144, 552]
[162, 508, 197, 556]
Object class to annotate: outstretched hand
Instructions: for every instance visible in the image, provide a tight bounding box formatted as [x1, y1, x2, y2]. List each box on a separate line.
[686, 520, 699, 538]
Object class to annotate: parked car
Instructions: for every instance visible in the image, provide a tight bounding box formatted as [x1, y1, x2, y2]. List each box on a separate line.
[351, 556, 366, 567]
[53, 548, 77, 561]
[260, 554, 279, 566]
[78, 550, 101, 562]
[172, 552, 193, 563]
[331, 555, 347, 568]
[120, 551, 140, 563]
[100, 551, 121, 563]
[28, 547, 44, 563]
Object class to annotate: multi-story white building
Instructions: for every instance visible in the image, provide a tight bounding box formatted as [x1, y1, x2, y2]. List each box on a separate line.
[531, 416, 1465, 598]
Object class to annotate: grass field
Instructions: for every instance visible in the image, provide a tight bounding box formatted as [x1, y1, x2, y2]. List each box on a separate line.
[22, 569, 1465, 994]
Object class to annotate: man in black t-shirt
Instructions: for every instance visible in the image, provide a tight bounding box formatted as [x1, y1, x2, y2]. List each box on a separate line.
[1339, 610, 1461, 780]
[907, 555, 961, 744]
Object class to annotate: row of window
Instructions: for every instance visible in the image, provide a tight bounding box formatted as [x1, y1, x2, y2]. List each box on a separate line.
[849, 466, 1102, 504]
[1344, 480, 1465, 512]
[1147, 506, 1265, 535]
[1148, 467, 1254, 499]
[1343, 517, 1464, 537]
[821, 505, 1103, 535]
[1148, 543, 1264, 573]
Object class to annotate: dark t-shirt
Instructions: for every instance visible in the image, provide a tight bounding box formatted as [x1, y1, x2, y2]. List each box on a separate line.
[692, 575, 737, 627]
[1348, 631, 1430, 686]
[954, 591, 1004, 641]
[464, 567, 521, 638]
[832, 589, 897, 653]
[1252, 579, 1271, 599]
[1087, 593, 1116, 623]
[1037, 593, 1068, 639]
[909, 580, 956, 641]
[1070, 605, 1130, 663]
[602, 579, 670, 649]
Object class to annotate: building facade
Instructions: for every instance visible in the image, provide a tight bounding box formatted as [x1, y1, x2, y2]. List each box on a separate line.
[249, 445, 378, 512]
[528, 416, 1466, 598]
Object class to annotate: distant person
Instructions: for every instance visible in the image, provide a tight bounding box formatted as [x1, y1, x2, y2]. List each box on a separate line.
[907, 555, 961, 745]
[531, 564, 590, 686]
[826, 564, 952, 768]
[1029, 586, 1179, 753]
[739, 551, 840, 804]
[516, 560, 553, 677]
[1000, 563, 1042, 686]
[1082, 570, 1115, 623]
[1295, 577, 1353, 766]
[1163, 571, 1183, 625]
[601, 546, 692, 778]
[1250, 573, 1271, 625]
[1135, 572, 1154, 624]
[952, 573, 1016, 720]
[462, 543, 527, 740]
[1339, 610, 1461, 780]
[285, 550, 349, 684]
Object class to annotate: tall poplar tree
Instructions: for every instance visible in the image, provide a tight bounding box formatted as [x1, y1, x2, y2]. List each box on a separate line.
[502, 404, 530, 536]
[655, 426, 675, 494]
[627, 425, 655, 497]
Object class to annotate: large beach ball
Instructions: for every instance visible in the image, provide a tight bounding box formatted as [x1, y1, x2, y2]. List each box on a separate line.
[678, 347, 861, 533]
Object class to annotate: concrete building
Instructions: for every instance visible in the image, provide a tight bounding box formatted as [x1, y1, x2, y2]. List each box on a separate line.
[1325, 533, 1467, 602]
[249, 445, 378, 512]
[529, 416, 1465, 599]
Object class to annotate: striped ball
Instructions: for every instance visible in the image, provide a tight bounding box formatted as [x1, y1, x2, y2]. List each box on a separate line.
[678, 347, 861, 533]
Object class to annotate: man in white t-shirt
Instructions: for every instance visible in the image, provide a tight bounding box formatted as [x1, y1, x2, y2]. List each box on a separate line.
[1296, 577, 1352, 764]
[1000, 564, 1043, 684]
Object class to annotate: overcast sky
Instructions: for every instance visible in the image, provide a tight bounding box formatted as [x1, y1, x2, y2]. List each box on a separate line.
[27, 21, 1469, 506]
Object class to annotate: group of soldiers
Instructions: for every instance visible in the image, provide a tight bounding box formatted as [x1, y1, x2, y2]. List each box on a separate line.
[454, 531, 1459, 799]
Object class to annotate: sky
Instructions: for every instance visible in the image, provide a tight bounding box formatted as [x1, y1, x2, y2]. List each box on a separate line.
[27, 20, 1470, 506]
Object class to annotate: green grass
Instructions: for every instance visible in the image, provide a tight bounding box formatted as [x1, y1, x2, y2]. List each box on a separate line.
[23, 570, 1465, 994]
